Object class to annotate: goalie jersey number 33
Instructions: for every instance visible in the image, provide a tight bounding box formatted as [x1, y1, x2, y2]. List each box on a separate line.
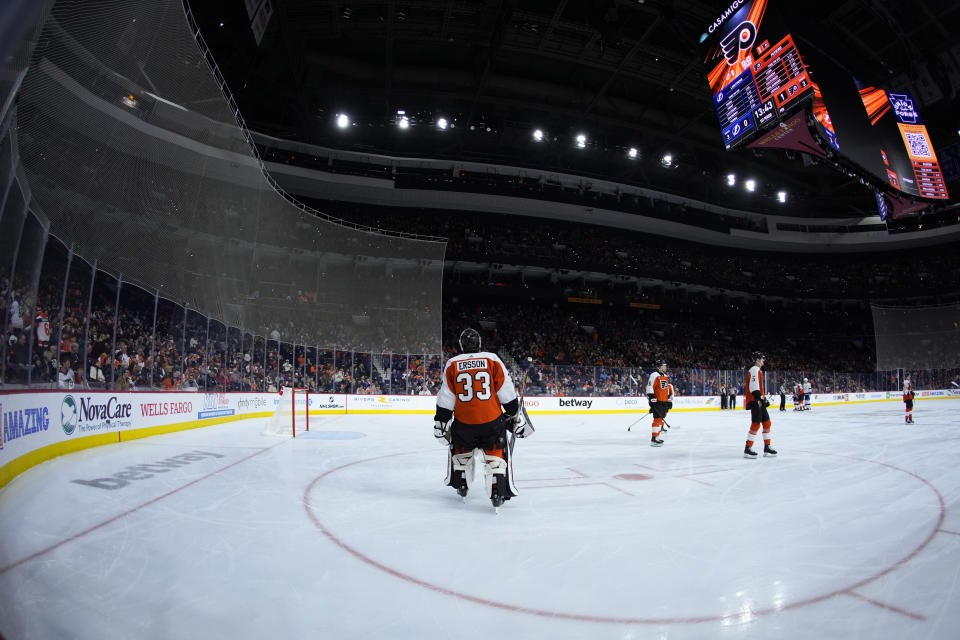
[437, 353, 518, 425]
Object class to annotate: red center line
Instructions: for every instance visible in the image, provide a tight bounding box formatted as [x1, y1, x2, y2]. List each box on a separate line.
[0, 444, 281, 576]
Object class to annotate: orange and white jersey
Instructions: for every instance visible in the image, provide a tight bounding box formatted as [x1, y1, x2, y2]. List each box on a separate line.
[437, 351, 517, 424]
[746, 365, 765, 397]
[667, 383, 675, 401]
[646, 371, 671, 402]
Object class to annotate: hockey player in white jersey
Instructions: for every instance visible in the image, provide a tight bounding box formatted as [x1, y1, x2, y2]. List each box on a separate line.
[803, 378, 812, 410]
[744, 352, 777, 459]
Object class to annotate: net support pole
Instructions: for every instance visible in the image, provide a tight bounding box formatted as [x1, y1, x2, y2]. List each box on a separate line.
[203, 317, 210, 392]
[55, 244, 74, 367]
[225, 325, 231, 390]
[239, 331, 246, 391]
[24, 218, 50, 387]
[108, 275, 122, 388]
[181, 305, 188, 386]
[149, 291, 158, 388]
[81, 260, 97, 389]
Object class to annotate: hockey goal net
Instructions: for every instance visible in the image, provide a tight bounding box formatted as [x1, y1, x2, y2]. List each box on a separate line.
[264, 387, 310, 437]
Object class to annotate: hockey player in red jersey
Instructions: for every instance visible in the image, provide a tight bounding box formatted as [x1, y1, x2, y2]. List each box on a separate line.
[646, 359, 671, 447]
[434, 328, 531, 509]
[744, 352, 777, 459]
[903, 373, 915, 424]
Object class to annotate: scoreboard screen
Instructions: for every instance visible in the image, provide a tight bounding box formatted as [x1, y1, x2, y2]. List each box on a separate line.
[702, 0, 948, 205]
[713, 68, 762, 148]
[701, 0, 819, 149]
[878, 89, 949, 199]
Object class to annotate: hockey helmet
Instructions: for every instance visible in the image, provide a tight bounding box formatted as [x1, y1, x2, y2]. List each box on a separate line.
[751, 351, 765, 363]
[459, 327, 482, 353]
[803, 377, 808, 383]
[655, 358, 668, 371]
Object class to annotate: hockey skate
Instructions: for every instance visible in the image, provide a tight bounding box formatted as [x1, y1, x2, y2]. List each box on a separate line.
[763, 445, 778, 457]
[651, 435, 664, 447]
[744, 445, 758, 459]
[491, 485, 505, 511]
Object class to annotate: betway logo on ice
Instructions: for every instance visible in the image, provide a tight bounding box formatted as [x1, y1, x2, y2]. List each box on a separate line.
[558, 399, 593, 409]
[72, 450, 224, 490]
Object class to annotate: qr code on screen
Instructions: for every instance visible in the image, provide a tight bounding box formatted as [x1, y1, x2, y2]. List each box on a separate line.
[904, 131, 932, 158]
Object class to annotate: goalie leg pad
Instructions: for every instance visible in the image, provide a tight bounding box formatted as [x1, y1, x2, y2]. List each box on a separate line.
[483, 452, 518, 499]
[483, 454, 506, 492]
[446, 450, 475, 487]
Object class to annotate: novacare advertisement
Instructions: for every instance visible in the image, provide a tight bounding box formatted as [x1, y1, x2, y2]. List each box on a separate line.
[1, 391, 276, 490]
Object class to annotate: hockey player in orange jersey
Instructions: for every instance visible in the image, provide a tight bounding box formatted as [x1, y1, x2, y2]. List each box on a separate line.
[433, 328, 531, 509]
[744, 352, 777, 459]
[645, 359, 671, 447]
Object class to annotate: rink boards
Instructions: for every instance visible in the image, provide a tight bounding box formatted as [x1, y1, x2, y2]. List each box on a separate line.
[2, 388, 957, 489]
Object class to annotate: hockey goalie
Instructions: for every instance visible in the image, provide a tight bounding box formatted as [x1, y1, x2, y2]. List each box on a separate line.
[432, 328, 533, 511]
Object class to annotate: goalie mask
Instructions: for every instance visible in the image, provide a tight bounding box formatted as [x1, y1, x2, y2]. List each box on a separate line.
[459, 328, 481, 353]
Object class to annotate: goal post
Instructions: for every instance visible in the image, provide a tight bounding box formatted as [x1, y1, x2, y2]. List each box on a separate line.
[264, 387, 309, 437]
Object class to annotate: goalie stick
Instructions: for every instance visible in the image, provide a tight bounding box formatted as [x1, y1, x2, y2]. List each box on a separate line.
[507, 356, 535, 455]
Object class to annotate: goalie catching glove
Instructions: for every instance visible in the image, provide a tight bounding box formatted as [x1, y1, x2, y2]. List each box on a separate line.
[504, 410, 532, 438]
[502, 398, 532, 438]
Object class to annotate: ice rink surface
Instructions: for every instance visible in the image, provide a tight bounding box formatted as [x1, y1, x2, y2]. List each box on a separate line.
[1, 399, 960, 640]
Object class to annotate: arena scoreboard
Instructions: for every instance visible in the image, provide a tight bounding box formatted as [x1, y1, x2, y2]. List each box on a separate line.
[701, 0, 948, 207]
[702, 0, 815, 149]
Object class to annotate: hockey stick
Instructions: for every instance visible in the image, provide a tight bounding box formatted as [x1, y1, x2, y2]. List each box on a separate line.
[507, 356, 535, 455]
[626, 411, 651, 431]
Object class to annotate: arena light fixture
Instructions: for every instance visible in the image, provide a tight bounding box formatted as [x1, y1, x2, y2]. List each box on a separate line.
[575, 134, 587, 148]
[726, 173, 736, 186]
[336, 113, 349, 129]
[437, 117, 448, 130]
[660, 153, 673, 167]
[396, 110, 409, 129]
[745, 179, 756, 192]
[627, 147, 638, 159]
[532, 129, 544, 142]
[777, 190, 787, 203]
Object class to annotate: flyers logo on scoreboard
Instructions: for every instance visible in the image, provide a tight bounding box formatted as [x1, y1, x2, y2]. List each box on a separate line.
[720, 21, 757, 65]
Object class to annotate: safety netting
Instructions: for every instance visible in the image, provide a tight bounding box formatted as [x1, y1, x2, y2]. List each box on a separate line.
[11, 0, 444, 352]
[871, 303, 960, 370]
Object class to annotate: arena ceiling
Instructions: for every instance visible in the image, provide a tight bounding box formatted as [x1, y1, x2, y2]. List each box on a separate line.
[192, 0, 960, 217]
